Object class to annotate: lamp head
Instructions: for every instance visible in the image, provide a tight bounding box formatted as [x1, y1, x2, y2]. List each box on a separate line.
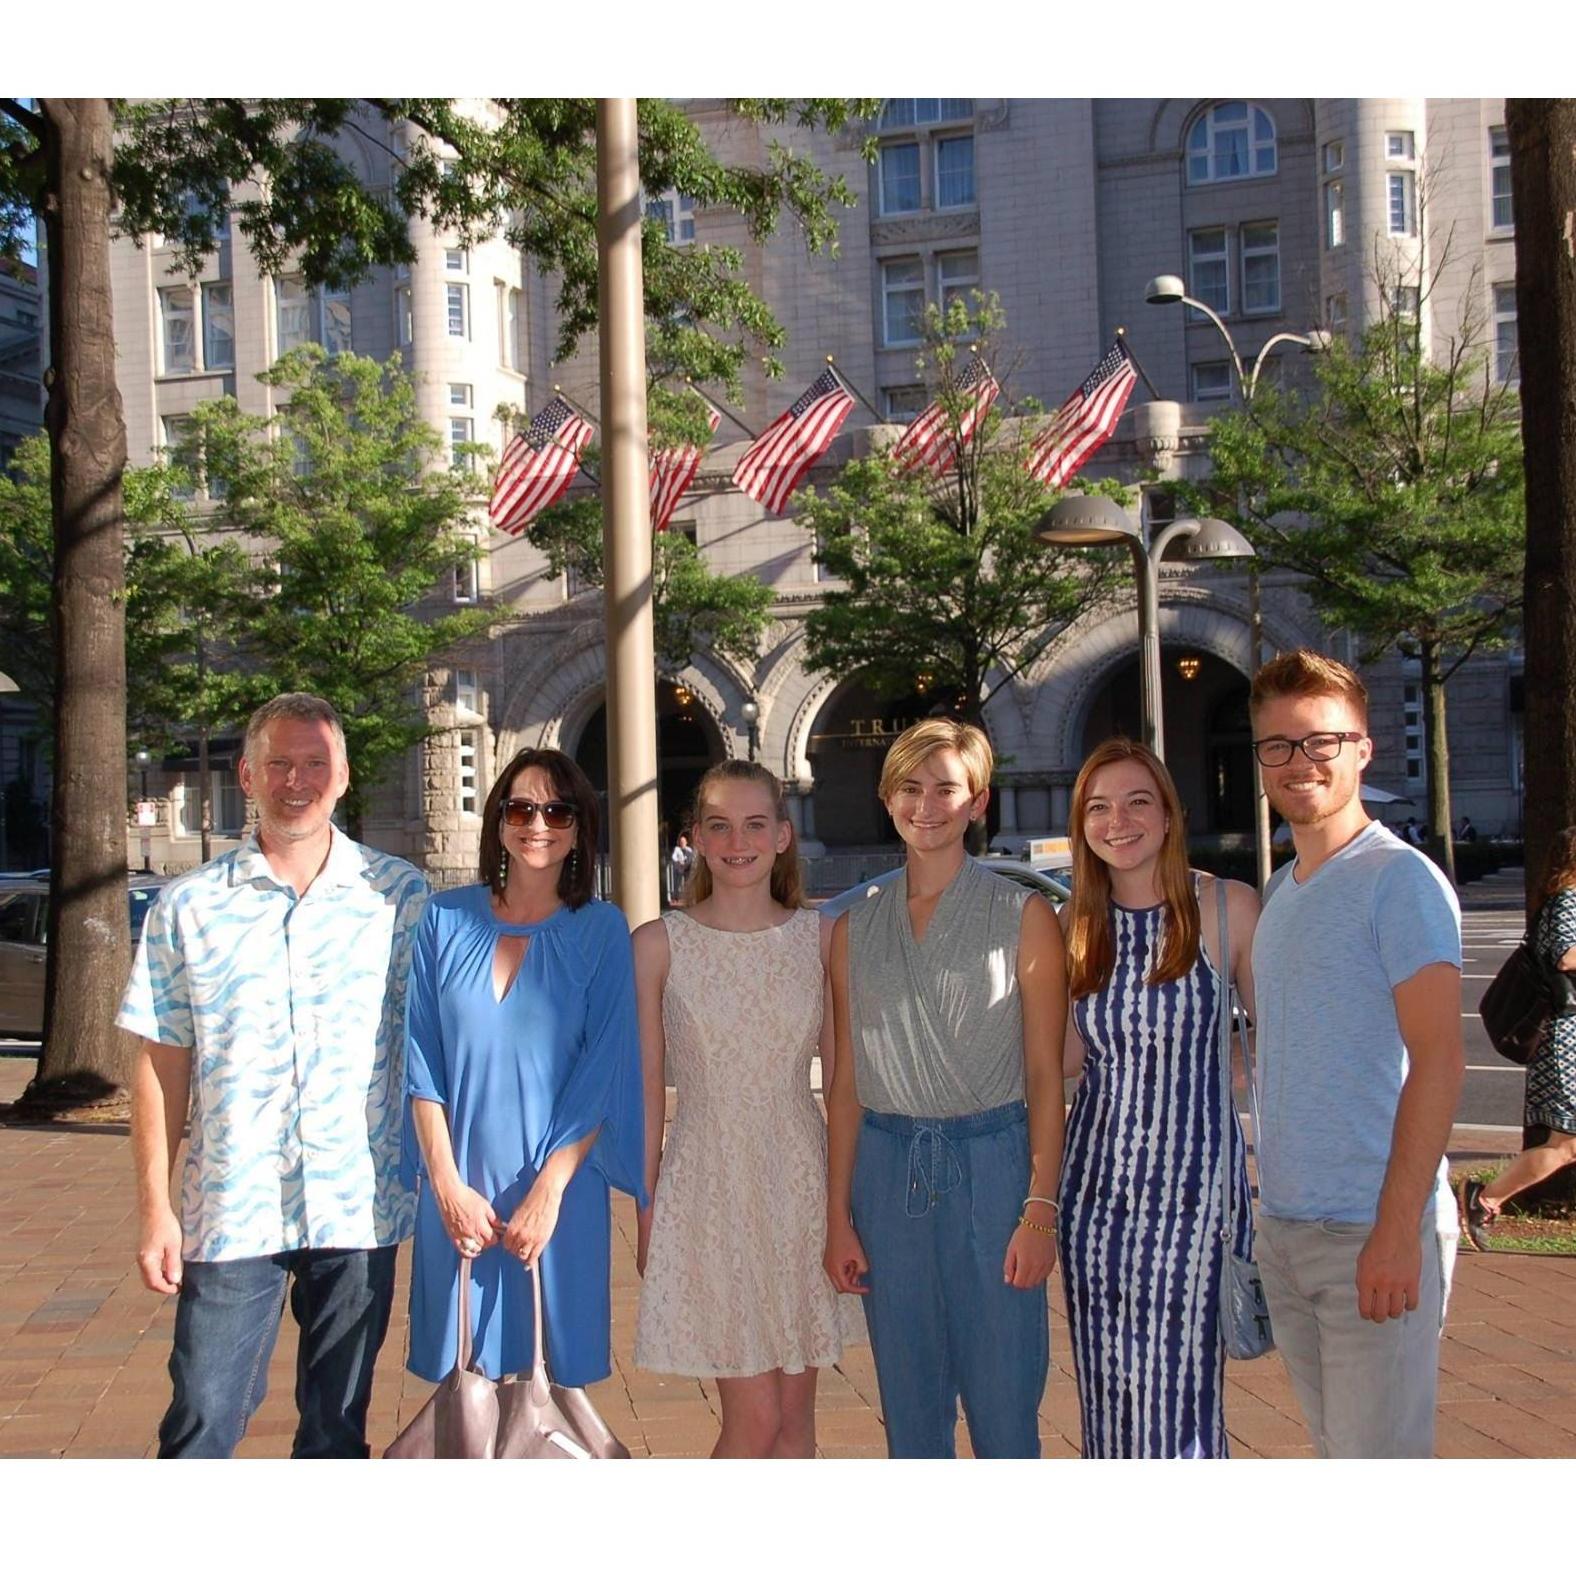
[740, 700, 760, 724]
[1145, 274, 1187, 306]
[1035, 493, 1140, 548]
[1176, 516, 1256, 561]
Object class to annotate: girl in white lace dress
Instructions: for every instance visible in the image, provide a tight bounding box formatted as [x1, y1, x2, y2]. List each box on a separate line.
[633, 761, 860, 1456]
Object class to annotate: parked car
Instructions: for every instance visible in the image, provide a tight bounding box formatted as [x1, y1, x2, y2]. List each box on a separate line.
[0, 874, 168, 1038]
[818, 857, 1069, 921]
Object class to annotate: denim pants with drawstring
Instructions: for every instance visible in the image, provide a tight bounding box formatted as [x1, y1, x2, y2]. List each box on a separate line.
[851, 1101, 1048, 1458]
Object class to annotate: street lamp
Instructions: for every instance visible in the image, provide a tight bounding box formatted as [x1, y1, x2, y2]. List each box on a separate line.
[1144, 274, 1331, 890]
[1036, 495, 1254, 761]
[740, 699, 760, 764]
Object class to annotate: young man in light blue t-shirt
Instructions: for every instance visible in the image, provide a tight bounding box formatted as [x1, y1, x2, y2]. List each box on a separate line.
[1249, 651, 1463, 1458]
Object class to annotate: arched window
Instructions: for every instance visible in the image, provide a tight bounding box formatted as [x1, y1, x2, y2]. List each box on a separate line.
[879, 99, 973, 129]
[1186, 102, 1277, 184]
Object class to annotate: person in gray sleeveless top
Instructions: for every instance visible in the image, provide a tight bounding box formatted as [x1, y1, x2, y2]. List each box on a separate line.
[824, 720, 1067, 1458]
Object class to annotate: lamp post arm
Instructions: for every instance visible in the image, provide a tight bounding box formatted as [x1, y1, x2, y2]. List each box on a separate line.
[1174, 293, 1245, 391]
[1246, 332, 1315, 401]
[1148, 519, 1202, 569]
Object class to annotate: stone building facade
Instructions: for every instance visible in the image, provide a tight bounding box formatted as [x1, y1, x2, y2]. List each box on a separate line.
[104, 98, 1526, 880]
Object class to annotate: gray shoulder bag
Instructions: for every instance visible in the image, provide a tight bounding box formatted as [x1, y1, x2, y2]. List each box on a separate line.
[1215, 876, 1275, 1361]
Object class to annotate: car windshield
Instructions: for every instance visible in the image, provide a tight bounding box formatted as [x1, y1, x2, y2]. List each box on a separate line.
[128, 887, 159, 942]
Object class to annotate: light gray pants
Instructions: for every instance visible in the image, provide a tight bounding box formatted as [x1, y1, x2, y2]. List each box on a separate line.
[1256, 1212, 1448, 1458]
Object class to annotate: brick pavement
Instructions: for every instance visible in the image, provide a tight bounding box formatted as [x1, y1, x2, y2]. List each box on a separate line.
[1, 1055, 1572, 1459]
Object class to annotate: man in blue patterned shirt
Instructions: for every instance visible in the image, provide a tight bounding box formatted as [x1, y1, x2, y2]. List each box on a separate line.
[120, 693, 430, 1458]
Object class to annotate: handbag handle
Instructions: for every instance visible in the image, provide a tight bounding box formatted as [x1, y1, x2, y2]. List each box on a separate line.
[1214, 876, 1265, 1247]
[452, 1247, 553, 1400]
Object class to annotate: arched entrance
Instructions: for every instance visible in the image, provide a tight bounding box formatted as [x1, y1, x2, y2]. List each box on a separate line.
[573, 681, 725, 852]
[806, 676, 1000, 848]
[1079, 646, 1253, 834]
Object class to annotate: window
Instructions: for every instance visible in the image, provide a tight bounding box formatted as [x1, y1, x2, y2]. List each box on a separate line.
[176, 769, 246, 836]
[444, 248, 468, 272]
[201, 284, 234, 370]
[1494, 283, 1519, 384]
[1191, 361, 1232, 401]
[1326, 292, 1348, 338]
[1490, 126, 1513, 230]
[936, 250, 979, 316]
[1188, 228, 1229, 316]
[452, 557, 479, 604]
[498, 284, 526, 371]
[450, 416, 474, 470]
[457, 730, 480, 815]
[1403, 678, 1424, 784]
[1391, 285, 1420, 320]
[161, 415, 195, 499]
[454, 669, 480, 717]
[879, 100, 973, 129]
[1386, 131, 1415, 161]
[881, 257, 925, 345]
[885, 386, 927, 422]
[879, 143, 922, 215]
[159, 286, 196, 374]
[394, 285, 413, 347]
[449, 382, 472, 409]
[1324, 179, 1345, 249]
[934, 137, 975, 208]
[276, 276, 353, 356]
[644, 189, 696, 245]
[1186, 101, 1277, 184]
[1323, 140, 1344, 174]
[1240, 222, 1280, 316]
[446, 282, 469, 338]
[1387, 171, 1415, 236]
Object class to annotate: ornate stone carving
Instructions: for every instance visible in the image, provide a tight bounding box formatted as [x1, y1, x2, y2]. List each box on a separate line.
[870, 210, 981, 248]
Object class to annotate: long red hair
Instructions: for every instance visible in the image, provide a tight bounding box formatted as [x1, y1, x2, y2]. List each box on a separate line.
[1065, 737, 1199, 999]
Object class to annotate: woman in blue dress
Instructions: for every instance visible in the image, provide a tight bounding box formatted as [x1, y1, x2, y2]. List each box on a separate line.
[402, 747, 645, 1388]
[1057, 737, 1260, 1457]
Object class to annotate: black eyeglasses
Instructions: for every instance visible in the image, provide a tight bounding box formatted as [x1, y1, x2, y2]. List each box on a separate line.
[501, 797, 578, 830]
[1252, 731, 1365, 768]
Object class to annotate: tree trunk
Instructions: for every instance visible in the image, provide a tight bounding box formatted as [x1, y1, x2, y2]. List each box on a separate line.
[1419, 638, 1456, 886]
[16, 100, 134, 1116]
[1508, 100, 1576, 1204]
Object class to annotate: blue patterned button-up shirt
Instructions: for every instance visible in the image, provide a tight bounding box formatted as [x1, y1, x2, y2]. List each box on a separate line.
[117, 828, 430, 1262]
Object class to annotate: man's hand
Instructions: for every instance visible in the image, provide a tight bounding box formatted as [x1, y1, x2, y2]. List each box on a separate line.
[137, 1206, 184, 1295]
[1355, 1220, 1421, 1322]
[824, 1217, 869, 1294]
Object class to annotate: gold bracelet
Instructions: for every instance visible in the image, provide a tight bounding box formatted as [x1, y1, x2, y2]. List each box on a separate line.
[1017, 1214, 1058, 1236]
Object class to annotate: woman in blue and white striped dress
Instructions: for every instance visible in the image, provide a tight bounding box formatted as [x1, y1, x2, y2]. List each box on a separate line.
[1057, 738, 1260, 1458]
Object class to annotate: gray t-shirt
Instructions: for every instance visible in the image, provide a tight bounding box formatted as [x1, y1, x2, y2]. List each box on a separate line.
[1251, 820, 1461, 1224]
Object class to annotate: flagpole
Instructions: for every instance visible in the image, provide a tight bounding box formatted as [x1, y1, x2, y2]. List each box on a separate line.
[1114, 326, 1164, 402]
[677, 380, 758, 443]
[826, 355, 886, 425]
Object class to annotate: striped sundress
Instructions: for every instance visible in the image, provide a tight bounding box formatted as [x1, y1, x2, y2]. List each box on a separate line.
[1057, 889, 1253, 1458]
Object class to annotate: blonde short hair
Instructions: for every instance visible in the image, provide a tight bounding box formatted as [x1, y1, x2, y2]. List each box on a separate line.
[878, 718, 994, 802]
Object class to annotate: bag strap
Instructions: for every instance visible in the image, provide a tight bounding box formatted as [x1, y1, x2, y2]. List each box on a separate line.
[1215, 876, 1236, 1244]
[455, 1264, 475, 1373]
[452, 1250, 555, 1397]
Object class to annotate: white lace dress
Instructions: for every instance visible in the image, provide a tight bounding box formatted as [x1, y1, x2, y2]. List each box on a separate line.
[634, 906, 865, 1378]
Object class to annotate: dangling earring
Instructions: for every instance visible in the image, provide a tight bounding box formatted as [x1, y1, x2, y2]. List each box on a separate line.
[498, 848, 509, 887]
[568, 849, 579, 878]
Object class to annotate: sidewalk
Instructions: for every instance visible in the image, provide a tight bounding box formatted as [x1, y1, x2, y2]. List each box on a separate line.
[2, 1053, 1571, 1458]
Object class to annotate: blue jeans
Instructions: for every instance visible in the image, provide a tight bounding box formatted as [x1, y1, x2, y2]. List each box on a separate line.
[158, 1245, 397, 1459]
[851, 1103, 1048, 1458]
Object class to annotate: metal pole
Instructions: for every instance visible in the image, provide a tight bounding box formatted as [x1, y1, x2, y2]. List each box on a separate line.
[1249, 562, 1273, 893]
[596, 99, 660, 927]
[1136, 540, 1162, 758]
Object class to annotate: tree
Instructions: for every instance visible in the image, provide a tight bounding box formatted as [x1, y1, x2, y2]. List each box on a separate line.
[0, 95, 873, 1112]
[793, 301, 1128, 731]
[1507, 100, 1576, 1200]
[526, 388, 773, 670]
[192, 346, 499, 839]
[1188, 251, 1525, 887]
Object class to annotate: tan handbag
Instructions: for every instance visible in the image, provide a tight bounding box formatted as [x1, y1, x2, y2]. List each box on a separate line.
[385, 1255, 629, 1460]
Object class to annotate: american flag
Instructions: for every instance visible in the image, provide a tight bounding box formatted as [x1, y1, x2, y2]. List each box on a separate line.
[489, 395, 596, 535]
[649, 406, 721, 532]
[732, 367, 856, 516]
[1026, 340, 1138, 488]
[889, 356, 1001, 477]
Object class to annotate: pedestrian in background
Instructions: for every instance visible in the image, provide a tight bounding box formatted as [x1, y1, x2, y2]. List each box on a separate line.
[823, 719, 1065, 1458]
[122, 693, 429, 1458]
[1249, 651, 1463, 1458]
[1460, 825, 1576, 1247]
